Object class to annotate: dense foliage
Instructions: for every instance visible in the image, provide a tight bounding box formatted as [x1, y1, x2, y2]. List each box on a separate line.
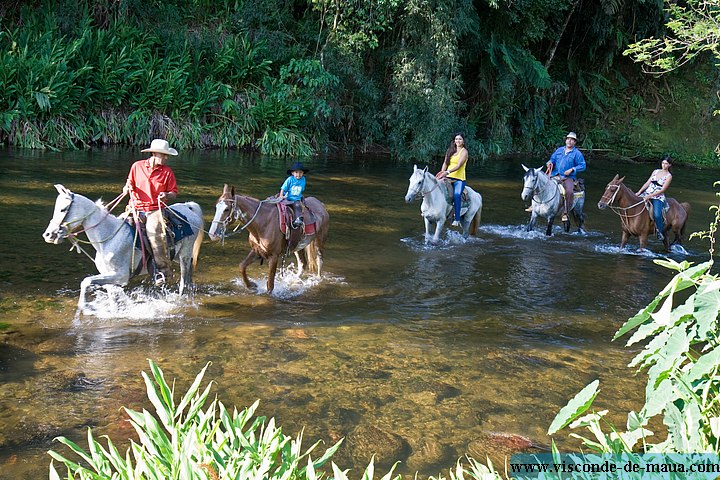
[1, 0, 718, 162]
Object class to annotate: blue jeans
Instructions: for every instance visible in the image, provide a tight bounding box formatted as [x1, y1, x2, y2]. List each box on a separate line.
[651, 198, 664, 233]
[451, 180, 466, 222]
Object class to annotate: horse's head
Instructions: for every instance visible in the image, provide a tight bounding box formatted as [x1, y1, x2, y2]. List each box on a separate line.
[405, 165, 430, 202]
[521, 164, 543, 201]
[209, 184, 237, 241]
[43, 184, 76, 244]
[598, 174, 624, 210]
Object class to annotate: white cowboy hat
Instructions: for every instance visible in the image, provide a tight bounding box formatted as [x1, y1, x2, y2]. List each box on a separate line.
[141, 139, 178, 156]
[566, 132, 578, 140]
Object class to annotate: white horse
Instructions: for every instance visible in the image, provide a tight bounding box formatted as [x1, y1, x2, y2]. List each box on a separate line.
[42, 184, 204, 310]
[404, 165, 483, 243]
[521, 164, 585, 236]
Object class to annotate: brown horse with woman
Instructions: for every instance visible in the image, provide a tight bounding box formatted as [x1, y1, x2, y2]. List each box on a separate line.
[597, 174, 690, 252]
[208, 184, 329, 293]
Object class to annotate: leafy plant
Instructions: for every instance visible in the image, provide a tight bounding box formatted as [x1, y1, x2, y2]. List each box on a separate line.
[49, 360, 349, 479]
[548, 184, 720, 455]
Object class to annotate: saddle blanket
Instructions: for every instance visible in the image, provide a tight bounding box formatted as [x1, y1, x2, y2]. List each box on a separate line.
[166, 207, 195, 242]
[277, 202, 317, 235]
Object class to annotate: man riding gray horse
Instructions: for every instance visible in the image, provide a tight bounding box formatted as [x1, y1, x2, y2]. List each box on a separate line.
[545, 132, 586, 222]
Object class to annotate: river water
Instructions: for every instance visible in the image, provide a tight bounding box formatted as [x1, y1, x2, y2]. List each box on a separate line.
[0, 147, 717, 478]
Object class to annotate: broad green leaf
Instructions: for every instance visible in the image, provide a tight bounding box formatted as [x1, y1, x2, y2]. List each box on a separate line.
[548, 380, 600, 435]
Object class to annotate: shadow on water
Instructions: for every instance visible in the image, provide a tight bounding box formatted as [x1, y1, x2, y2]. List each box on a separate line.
[0, 147, 717, 478]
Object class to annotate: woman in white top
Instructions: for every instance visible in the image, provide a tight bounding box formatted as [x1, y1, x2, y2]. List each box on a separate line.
[635, 155, 673, 240]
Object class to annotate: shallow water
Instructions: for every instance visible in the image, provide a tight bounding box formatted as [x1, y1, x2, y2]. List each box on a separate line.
[0, 147, 716, 478]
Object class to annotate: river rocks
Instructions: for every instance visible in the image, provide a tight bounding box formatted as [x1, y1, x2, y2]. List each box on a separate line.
[406, 436, 453, 474]
[346, 424, 410, 469]
[467, 432, 547, 469]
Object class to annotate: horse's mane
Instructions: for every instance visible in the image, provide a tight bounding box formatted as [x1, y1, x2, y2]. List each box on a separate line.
[94, 198, 109, 212]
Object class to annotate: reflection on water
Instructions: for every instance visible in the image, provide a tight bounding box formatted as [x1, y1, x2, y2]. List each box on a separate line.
[0, 147, 716, 478]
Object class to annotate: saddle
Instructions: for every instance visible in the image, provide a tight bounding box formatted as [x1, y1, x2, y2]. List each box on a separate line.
[441, 179, 470, 207]
[277, 201, 317, 251]
[124, 207, 193, 276]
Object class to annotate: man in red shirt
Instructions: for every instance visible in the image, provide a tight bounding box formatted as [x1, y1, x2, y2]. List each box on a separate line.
[123, 139, 179, 286]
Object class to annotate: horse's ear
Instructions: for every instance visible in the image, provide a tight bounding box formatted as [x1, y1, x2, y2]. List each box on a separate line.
[231, 186, 236, 197]
[618, 176, 625, 183]
[522, 164, 529, 172]
[413, 164, 418, 171]
[423, 166, 428, 174]
[535, 167, 543, 173]
[55, 184, 69, 195]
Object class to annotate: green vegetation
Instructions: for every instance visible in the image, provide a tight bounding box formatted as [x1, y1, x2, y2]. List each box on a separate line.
[547, 185, 720, 459]
[2, 0, 718, 162]
[48, 359, 500, 479]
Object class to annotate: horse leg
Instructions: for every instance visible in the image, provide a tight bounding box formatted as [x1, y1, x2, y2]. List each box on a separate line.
[545, 215, 555, 236]
[266, 255, 280, 293]
[294, 251, 305, 276]
[423, 216, 432, 243]
[78, 272, 128, 310]
[639, 233, 648, 251]
[620, 231, 630, 249]
[178, 253, 193, 296]
[239, 251, 259, 290]
[432, 220, 444, 243]
[526, 212, 537, 232]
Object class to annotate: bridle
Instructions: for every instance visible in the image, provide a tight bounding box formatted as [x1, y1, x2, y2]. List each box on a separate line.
[48, 191, 129, 260]
[409, 171, 441, 200]
[523, 170, 558, 207]
[600, 182, 648, 230]
[210, 195, 266, 243]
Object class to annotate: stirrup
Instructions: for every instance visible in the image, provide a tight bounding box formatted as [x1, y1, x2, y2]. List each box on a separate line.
[561, 213, 568, 222]
[657, 231, 664, 241]
[524, 206, 533, 212]
[451, 220, 460, 227]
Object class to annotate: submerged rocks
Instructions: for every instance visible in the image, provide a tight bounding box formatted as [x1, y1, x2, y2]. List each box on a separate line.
[346, 424, 410, 469]
[468, 432, 548, 469]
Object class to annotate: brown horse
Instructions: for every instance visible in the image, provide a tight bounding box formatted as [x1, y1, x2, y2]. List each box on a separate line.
[208, 184, 329, 293]
[597, 174, 690, 251]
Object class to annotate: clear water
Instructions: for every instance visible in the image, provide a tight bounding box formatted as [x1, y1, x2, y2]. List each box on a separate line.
[0, 146, 716, 478]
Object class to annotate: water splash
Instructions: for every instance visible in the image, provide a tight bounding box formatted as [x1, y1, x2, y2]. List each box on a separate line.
[77, 284, 196, 321]
[231, 265, 345, 299]
[593, 244, 661, 258]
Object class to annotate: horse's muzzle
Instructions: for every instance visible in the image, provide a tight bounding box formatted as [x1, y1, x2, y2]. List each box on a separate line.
[42, 226, 66, 244]
[404, 194, 415, 203]
[597, 202, 607, 210]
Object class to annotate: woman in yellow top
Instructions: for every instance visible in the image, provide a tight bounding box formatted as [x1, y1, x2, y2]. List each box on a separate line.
[435, 133, 469, 226]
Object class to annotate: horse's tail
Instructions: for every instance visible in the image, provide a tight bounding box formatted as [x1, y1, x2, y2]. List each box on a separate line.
[191, 209, 205, 270]
[469, 194, 483, 236]
[304, 240, 319, 274]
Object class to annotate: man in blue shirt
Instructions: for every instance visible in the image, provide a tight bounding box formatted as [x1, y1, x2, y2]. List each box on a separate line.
[546, 132, 586, 222]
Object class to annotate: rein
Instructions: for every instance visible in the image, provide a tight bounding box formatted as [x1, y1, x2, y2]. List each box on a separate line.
[523, 172, 558, 208]
[408, 172, 444, 202]
[602, 183, 648, 230]
[212, 195, 281, 242]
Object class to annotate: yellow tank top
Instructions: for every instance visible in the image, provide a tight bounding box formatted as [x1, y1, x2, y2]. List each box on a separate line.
[448, 149, 467, 181]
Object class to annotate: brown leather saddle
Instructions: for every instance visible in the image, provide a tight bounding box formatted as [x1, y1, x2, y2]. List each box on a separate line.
[277, 202, 317, 251]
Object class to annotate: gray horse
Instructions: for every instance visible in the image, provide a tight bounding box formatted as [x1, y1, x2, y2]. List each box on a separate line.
[43, 184, 204, 310]
[521, 165, 585, 235]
